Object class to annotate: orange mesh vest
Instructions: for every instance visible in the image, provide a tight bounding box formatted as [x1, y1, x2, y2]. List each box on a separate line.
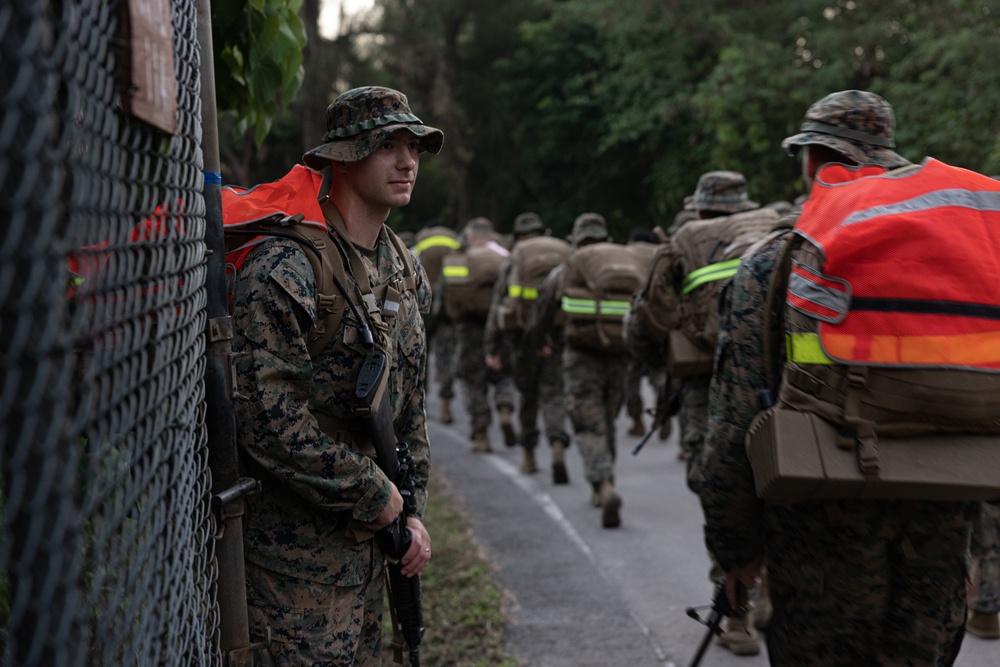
[222, 165, 329, 272]
[791, 158, 1000, 370]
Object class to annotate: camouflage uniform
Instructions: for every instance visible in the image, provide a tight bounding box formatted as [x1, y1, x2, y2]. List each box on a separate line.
[969, 502, 1000, 633]
[700, 91, 973, 665]
[414, 225, 461, 412]
[444, 218, 517, 444]
[234, 86, 440, 666]
[527, 214, 626, 528]
[484, 213, 570, 463]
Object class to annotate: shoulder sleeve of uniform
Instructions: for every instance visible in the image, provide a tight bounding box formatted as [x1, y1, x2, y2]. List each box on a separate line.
[234, 239, 317, 367]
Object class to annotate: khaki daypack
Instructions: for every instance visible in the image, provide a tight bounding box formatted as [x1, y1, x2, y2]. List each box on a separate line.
[745, 159, 1000, 504]
[561, 242, 653, 354]
[496, 236, 572, 332]
[668, 207, 785, 377]
[412, 225, 460, 287]
[441, 245, 506, 322]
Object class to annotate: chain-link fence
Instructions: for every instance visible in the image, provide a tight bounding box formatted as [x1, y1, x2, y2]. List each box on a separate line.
[2, 1, 221, 665]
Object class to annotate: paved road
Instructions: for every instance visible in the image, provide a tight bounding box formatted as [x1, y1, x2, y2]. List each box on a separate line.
[426, 381, 998, 667]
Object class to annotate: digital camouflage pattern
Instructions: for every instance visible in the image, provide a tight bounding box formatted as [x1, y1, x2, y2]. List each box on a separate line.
[781, 90, 910, 169]
[246, 562, 383, 666]
[231, 218, 432, 659]
[528, 265, 625, 484]
[699, 233, 974, 665]
[684, 170, 758, 213]
[455, 319, 517, 436]
[303, 86, 444, 168]
[430, 321, 458, 400]
[971, 502, 1000, 614]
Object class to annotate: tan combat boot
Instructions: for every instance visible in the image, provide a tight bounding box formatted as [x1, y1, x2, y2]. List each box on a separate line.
[628, 416, 645, 437]
[440, 398, 454, 424]
[470, 431, 492, 453]
[551, 439, 569, 485]
[520, 448, 538, 474]
[498, 406, 518, 447]
[590, 481, 602, 507]
[717, 612, 761, 656]
[968, 610, 1000, 639]
[599, 479, 622, 528]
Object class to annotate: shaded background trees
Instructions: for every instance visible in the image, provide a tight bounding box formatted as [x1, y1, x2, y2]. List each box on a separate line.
[214, 0, 1000, 241]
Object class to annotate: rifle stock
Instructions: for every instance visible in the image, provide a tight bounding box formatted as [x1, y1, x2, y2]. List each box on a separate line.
[354, 349, 424, 667]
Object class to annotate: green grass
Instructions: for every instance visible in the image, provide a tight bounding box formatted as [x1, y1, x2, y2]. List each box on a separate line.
[383, 471, 519, 666]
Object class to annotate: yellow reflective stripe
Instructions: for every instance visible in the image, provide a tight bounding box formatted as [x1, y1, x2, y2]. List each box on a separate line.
[682, 258, 742, 295]
[508, 284, 538, 300]
[413, 235, 461, 256]
[561, 297, 630, 315]
[442, 265, 469, 278]
[599, 300, 630, 315]
[562, 296, 597, 314]
[785, 333, 835, 365]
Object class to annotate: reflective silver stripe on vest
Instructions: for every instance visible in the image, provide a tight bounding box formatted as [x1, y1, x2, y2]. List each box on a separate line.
[787, 262, 850, 324]
[842, 189, 1000, 226]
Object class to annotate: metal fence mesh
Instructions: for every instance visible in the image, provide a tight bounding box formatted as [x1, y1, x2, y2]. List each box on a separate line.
[2, 1, 220, 665]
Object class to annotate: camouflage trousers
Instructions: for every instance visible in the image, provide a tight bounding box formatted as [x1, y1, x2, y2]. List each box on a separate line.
[679, 375, 710, 494]
[456, 320, 517, 435]
[430, 321, 458, 400]
[512, 337, 569, 450]
[624, 358, 648, 422]
[246, 561, 384, 666]
[970, 501, 1000, 613]
[563, 347, 626, 484]
[764, 501, 971, 666]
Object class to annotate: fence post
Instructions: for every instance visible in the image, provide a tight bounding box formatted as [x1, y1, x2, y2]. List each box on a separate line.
[196, 2, 259, 665]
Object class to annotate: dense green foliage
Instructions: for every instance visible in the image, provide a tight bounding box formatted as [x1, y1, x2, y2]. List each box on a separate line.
[212, 0, 307, 146]
[217, 0, 1000, 240]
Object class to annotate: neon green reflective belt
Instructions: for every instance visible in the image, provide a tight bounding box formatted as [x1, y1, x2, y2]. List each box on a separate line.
[561, 297, 629, 316]
[413, 235, 461, 256]
[785, 333, 835, 365]
[562, 296, 597, 314]
[682, 258, 742, 295]
[508, 284, 538, 300]
[442, 265, 469, 278]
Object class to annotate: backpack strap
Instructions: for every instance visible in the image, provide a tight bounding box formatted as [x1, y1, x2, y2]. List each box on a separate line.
[761, 229, 796, 395]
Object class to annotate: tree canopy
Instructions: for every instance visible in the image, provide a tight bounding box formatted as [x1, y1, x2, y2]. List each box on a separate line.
[215, 0, 1000, 240]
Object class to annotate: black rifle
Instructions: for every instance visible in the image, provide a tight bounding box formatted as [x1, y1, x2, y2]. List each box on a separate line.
[632, 386, 681, 455]
[685, 581, 748, 667]
[355, 350, 424, 667]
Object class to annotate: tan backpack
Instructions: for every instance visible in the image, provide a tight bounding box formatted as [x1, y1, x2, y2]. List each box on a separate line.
[745, 160, 1000, 504]
[669, 207, 784, 377]
[441, 245, 506, 322]
[496, 236, 572, 332]
[412, 225, 459, 287]
[561, 242, 652, 354]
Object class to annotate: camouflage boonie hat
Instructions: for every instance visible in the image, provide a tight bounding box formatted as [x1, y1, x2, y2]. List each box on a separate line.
[781, 90, 909, 169]
[570, 212, 609, 243]
[684, 171, 758, 213]
[303, 86, 444, 168]
[512, 212, 545, 235]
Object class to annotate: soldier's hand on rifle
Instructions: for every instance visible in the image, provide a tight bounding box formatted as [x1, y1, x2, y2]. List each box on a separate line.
[485, 354, 502, 372]
[400, 517, 431, 578]
[725, 554, 765, 611]
[364, 482, 404, 532]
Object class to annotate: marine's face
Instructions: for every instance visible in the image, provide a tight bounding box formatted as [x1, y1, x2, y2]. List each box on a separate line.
[344, 129, 421, 210]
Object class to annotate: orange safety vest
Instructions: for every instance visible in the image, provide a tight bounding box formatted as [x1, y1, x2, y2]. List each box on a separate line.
[791, 158, 1000, 369]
